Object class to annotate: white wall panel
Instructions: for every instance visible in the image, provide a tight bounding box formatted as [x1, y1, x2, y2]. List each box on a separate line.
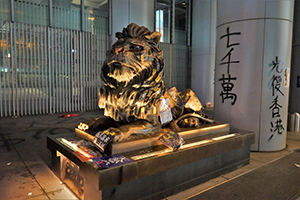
[191, 0, 216, 105]
[266, 0, 294, 20]
[111, 0, 129, 44]
[192, 0, 212, 55]
[191, 54, 214, 105]
[214, 20, 265, 150]
[259, 19, 293, 151]
[217, 0, 265, 26]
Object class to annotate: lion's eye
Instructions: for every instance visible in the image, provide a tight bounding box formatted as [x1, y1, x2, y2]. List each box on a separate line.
[129, 44, 143, 51]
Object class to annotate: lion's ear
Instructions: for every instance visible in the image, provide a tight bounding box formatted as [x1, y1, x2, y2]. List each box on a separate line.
[146, 32, 161, 45]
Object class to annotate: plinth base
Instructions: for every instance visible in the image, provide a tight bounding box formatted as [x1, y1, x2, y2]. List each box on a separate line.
[106, 121, 230, 155]
[47, 126, 255, 200]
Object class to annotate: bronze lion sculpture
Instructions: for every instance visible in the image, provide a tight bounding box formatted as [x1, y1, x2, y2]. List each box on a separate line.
[76, 23, 213, 147]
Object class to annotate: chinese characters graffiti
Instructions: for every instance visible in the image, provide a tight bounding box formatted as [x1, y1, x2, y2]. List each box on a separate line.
[219, 27, 241, 105]
[268, 56, 284, 141]
[219, 74, 237, 105]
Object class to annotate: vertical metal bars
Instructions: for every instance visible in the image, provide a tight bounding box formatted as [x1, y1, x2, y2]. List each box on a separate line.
[159, 42, 190, 91]
[173, 44, 189, 91]
[10, 21, 15, 116]
[0, 21, 11, 116]
[170, 0, 175, 44]
[0, 20, 107, 117]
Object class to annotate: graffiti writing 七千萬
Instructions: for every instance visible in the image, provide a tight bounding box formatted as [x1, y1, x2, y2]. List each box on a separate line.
[219, 27, 240, 105]
[268, 56, 284, 141]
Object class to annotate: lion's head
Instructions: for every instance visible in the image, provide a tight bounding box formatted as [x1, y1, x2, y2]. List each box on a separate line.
[99, 23, 166, 122]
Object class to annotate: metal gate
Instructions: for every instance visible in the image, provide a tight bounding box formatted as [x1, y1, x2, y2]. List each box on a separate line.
[0, 20, 107, 117]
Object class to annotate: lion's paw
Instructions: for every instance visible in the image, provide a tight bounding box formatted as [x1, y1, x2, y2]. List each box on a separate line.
[178, 117, 201, 128]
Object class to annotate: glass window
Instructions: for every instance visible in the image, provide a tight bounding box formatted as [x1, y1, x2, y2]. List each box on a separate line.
[0, 0, 10, 21]
[156, 0, 171, 43]
[175, 0, 188, 45]
[156, 0, 190, 45]
[15, 0, 49, 26]
[52, 0, 80, 30]
[84, 0, 108, 34]
[156, 9, 164, 36]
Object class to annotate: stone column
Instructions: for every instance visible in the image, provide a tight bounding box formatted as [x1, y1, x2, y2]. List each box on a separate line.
[214, 0, 294, 151]
[110, 0, 154, 45]
[191, 0, 216, 106]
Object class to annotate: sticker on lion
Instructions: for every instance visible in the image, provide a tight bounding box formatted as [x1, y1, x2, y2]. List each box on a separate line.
[75, 23, 214, 152]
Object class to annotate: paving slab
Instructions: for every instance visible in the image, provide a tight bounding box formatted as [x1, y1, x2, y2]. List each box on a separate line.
[163, 176, 227, 200]
[0, 111, 102, 200]
[221, 158, 264, 180]
[250, 149, 292, 163]
[189, 150, 300, 200]
[0, 145, 48, 200]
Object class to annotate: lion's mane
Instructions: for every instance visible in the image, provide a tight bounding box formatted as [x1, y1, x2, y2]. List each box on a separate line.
[98, 23, 166, 122]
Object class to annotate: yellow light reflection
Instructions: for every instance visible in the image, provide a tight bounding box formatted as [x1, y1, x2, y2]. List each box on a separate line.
[58, 138, 92, 159]
[198, 124, 229, 132]
[131, 133, 237, 161]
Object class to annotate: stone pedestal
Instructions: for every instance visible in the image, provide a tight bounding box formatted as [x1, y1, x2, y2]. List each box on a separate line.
[47, 126, 255, 200]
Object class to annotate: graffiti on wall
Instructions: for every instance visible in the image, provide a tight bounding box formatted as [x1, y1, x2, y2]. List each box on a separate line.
[268, 56, 285, 140]
[219, 27, 241, 105]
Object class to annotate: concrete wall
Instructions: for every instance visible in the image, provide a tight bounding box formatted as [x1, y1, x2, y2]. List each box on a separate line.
[110, 0, 154, 45]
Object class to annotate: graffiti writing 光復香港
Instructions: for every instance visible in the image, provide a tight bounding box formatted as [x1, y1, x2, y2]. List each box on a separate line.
[268, 56, 285, 140]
